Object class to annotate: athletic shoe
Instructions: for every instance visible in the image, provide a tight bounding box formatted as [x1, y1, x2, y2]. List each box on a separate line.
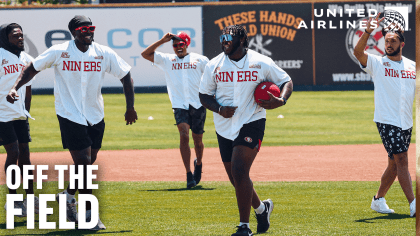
[193, 158, 202, 184]
[410, 198, 416, 217]
[255, 199, 274, 233]
[186, 172, 196, 189]
[86, 210, 106, 231]
[56, 191, 78, 223]
[4, 200, 26, 217]
[23, 196, 41, 214]
[371, 196, 394, 214]
[232, 225, 253, 236]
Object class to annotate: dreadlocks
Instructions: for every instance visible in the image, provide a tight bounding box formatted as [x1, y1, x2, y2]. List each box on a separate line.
[222, 25, 249, 48]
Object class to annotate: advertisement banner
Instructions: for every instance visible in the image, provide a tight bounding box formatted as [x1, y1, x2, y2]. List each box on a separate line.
[202, 4, 313, 86]
[312, 2, 415, 85]
[0, 7, 203, 89]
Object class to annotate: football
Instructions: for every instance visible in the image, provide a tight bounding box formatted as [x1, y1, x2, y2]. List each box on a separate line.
[254, 81, 281, 104]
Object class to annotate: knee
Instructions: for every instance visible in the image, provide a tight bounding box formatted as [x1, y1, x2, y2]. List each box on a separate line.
[393, 153, 408, 166]
[179, 133, 189, 144]
[231, 163, 247, 184]
[193, 138, 203, 148]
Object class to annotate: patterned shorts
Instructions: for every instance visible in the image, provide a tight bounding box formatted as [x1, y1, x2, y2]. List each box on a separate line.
[173, 105, 206, 134]
[376, 122, 412, 159]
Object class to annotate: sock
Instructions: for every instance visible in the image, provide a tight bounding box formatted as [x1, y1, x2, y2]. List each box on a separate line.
[239, 222, 250, 228]
[374, 195, 380, 200]
[255, 201, 265, 214]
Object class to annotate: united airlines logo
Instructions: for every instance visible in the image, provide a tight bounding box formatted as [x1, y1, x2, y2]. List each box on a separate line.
[1, 59, 8, 66]
[61, 52, 70, 58]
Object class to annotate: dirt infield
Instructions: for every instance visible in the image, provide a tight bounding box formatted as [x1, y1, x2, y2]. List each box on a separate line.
[0, 144, 415, 184]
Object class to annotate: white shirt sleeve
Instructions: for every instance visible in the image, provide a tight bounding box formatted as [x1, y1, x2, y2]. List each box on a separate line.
[359, 53, 378, 78]
[200, 56, 209, 73]
[265, 59, 291, 88]
[32, 46, 58, 71]
[153, 51, 167, 70]
[104, 48, 131, 79]
[199, 63, 217, 96]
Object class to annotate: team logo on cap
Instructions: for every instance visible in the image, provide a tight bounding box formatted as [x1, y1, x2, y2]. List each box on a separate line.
[61, 52, 70, 58]
[244, 137, 253, 143]
[1, 59, 8, 66]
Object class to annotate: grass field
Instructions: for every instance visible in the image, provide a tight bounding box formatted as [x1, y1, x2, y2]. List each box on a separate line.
[0, 181, 416, 235]
[1, 90, 415, 153]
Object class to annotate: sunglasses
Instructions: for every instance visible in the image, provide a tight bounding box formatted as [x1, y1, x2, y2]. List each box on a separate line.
[75, 26, 96, 32]
[219, 34, 233, 43]
[173, 42, 186, 48]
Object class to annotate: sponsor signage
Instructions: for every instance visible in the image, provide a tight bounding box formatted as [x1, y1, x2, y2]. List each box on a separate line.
[0, 7, 203, 89]
[202, 4, 313, 86]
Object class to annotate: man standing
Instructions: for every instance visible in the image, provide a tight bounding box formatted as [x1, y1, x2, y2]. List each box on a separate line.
[0, 23, 37, 217]
[199, 25, 293, 236]
[7, 15, 138, 230]
[353, 13, 415, 217]
[141, 31, 209, 189]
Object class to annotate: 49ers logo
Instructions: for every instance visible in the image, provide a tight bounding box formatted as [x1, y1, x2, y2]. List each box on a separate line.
[1, 59, 8, 66]
[244, 137, 253, 143]
[61, 52, 70, 58]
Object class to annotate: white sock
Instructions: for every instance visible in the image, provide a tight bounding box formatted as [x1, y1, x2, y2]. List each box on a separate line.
[239, 222, 249, 228]
[255, 201, 265, 214]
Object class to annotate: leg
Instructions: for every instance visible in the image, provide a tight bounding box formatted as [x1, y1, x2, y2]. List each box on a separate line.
[192, 132, 204, 165]
[18, 143, 33, 195]
[376, 157, 397, 198]
[393, 152, 415, 204]
[3, 141, 19, 194]
[177, 123, 191, 173]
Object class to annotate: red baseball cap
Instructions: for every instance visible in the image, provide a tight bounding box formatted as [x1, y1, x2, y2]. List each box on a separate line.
[172, 31, 191, 46]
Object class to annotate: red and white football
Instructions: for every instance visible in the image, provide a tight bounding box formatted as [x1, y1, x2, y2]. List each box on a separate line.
[254, 81, 281, 104]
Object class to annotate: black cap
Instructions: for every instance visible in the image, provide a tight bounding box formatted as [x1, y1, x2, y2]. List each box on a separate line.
[68, 15, 92, 32]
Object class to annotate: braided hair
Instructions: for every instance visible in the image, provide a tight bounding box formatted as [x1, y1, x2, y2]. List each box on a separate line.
[222, 25, 249, 48]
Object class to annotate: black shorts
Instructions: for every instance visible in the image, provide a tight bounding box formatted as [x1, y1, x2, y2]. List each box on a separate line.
[173, 105, 206, 135]
[57, 115, 105, 151]
[376, 122, 412, 159]
[0, 119, 31, 146]
[217, 119, 265, 162]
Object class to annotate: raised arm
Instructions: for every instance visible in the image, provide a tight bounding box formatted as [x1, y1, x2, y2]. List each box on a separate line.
[120, 71, 138, 125]
[141, 33, 176, 63]
[353, 13, 384, 67]
[7, 62, 39, 103]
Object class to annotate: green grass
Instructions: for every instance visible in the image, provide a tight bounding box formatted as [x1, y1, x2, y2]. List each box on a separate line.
[0, 181, 415, 235]
[1, 91, 415, 153]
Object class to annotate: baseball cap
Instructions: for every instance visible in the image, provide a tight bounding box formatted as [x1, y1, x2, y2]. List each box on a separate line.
[68, 15, 92, 32]
[172, 32, 191, 46]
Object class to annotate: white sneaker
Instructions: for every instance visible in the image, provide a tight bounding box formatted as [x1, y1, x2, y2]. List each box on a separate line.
[23, 196, 40, 214]
[86, 210, 106, 231]
[371, 196, 394, 214]
[4, 200, 26, 217]
[56, 191, 78, 223]
[410, 198, 416, 217]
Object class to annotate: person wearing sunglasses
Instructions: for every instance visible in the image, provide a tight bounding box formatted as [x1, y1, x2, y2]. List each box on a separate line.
[199, 25, 293, 236]
[6, 15, 138, 231]
[141, 32, 209, 189]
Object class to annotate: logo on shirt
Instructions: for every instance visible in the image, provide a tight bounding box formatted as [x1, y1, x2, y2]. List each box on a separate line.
[94, 56, 103, 60]
[213, 67, 221, 74]
[383, 62, 391, 67]
[249, 64, 261, 69]
[244, 137, 253, 143]
[61, 52, 70, 58]
[171, 58, 176, 62]
[1, 59, 8, 66]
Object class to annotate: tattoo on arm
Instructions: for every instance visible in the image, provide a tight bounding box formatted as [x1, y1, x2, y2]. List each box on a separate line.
[199, 93, 221, 113]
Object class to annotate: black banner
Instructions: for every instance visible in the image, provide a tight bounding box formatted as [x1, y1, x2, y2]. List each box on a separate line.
[203, 4, 313, 86]
[312, 2, 415, 85]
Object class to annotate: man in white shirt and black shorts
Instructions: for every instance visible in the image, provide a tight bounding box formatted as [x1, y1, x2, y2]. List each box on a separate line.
[199, 25, 293, 236]
[354, 13, 416, 217]
[142, 31, 209, 189]
[0, 23, 38, 217]
[7, 15, 138, 230]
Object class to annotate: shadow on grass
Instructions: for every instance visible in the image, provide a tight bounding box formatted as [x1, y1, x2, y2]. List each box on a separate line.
[143, 185, 215, 192]
[355, 213, 411, 223]
[4, 230, 132, 235]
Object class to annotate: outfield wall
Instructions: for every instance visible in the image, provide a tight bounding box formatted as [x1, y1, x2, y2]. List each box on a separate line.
[0, 0, 415, 92]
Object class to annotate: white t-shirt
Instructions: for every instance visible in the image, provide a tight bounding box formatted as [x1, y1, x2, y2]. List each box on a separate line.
[360, 54, 415, 130]
[33, 40, 131, 126]
[0, 49, 34, 122]
[154, 52, 209, 109]
[199, 49, 291, 140]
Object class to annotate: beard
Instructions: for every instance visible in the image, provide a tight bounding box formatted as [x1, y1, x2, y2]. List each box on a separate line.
[223, 39, 241, 56]
[385, 45, 401, 56]
[9, 43, 24, 52]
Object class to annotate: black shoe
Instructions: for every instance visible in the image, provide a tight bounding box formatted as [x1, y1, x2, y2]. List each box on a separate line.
[255, 199, 273, 233]
[186, 172, 196, 189]
[232, 225, 253, 236]
[193, 158, 202, 184]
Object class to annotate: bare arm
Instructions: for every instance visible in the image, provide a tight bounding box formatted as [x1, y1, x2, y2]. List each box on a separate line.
[259, 80, 293, 110]
[199, 93, 237, 118]
[25, 85, 32, 112]
[120, 71, 138, 125]
[141, 32, 175, 63]
[7, 62, 39, 103]
[354, 13, 384, 67]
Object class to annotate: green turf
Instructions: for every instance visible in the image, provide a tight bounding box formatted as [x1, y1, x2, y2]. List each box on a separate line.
[1, 91, 414, 153]
[0, 181, 415, 235]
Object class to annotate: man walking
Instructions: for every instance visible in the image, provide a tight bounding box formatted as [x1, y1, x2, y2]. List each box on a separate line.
[141, 31, 208, 188]
[7, 15, 138, 230]
[199, 25, 293, 236]
[353, 13, 415, 217]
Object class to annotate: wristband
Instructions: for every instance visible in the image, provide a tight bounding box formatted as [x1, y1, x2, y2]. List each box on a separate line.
[365, 29, 371, 35]
[218, 106, 222, 114]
